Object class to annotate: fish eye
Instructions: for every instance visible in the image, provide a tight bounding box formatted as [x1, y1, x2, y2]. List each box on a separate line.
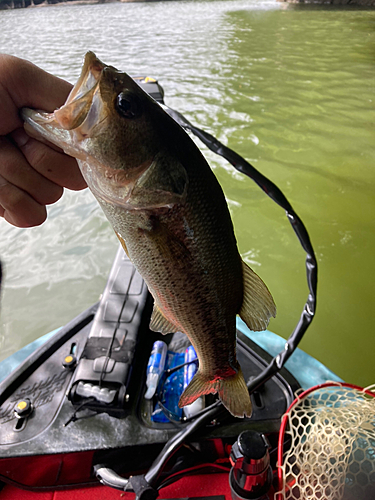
[116, 92, 142, 119]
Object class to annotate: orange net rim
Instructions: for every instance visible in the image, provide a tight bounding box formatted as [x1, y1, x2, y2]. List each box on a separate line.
[276, 381, 375, 500]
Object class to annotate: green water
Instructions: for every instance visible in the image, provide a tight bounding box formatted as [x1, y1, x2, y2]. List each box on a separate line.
[0, 1, 374, 386]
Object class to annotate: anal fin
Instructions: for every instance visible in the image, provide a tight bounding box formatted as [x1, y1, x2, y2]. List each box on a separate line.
[150, 303, 178, 335]
[239, 260, 276, 332]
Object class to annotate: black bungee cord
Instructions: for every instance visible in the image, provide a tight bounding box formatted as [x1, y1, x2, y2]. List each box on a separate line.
[164, 105, 317, 387]
[96, 100, 318, 500]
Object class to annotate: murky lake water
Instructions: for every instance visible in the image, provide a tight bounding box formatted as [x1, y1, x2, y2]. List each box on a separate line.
[0, 0, 374, 386]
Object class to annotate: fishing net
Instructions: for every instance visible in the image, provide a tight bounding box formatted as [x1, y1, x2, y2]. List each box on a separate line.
[277, 382, 375, 500]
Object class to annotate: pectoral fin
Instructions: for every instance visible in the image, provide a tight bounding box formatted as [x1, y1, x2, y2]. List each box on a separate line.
[239, 260, 276, 332]
[150, 303, 179, 335]
[130, 151, 188, 209]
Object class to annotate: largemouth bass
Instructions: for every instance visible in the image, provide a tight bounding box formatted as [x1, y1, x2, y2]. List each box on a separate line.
[22, 52, 276, 418]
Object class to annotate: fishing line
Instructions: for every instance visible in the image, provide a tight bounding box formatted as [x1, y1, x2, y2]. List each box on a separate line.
[64, 397, 97, 427]
[156, 401, 183, 429]
[155, 359, 198, 425]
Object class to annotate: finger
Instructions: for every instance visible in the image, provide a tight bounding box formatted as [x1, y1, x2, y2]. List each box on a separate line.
[13, 58, 73, 110]
[11, 129, 87, 192]
[0, 54, 73, 135]
[0, 135, 64, 206]
[0, 175, 47, 228]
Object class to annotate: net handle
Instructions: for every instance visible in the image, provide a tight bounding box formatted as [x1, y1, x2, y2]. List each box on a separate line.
[276, 381, 375, 500]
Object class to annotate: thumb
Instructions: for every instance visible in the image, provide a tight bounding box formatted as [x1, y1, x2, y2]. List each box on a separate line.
[0, 54, 72, 134]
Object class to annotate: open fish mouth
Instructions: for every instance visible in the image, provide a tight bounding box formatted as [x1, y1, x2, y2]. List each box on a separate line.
[22, 52, 106, 157]
[54, 52, 105, 133]
[22, 53, 154, 209]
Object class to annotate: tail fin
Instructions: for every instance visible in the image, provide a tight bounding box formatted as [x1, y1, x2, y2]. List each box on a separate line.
[178, 367, 252, 418]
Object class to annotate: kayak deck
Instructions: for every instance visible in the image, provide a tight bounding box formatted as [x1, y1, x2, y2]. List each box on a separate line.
[0, 246, 300, 491]
[2, 472, 232, 499]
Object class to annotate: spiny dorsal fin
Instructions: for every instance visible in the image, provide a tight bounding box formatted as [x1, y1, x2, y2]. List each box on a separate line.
[239, 260, 276, 332]
[150, 303, 179, 335]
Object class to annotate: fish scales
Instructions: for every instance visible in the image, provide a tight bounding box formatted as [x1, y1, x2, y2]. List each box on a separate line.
[100, 154, 243, 377]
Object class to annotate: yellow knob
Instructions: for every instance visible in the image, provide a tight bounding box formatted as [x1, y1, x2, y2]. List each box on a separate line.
[17, 401, 28, 411]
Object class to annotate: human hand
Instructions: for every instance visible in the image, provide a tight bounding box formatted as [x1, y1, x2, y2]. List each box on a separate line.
[0, 54, 87, 228]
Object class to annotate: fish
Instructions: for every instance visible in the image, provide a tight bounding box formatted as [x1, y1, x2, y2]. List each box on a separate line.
[22, 52, 276, 418]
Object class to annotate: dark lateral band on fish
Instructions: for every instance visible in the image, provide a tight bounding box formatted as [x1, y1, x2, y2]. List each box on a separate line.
[22, 52, 276, 418]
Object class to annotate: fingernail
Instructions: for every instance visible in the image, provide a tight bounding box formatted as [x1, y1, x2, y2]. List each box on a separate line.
[11, 128, 30, 148]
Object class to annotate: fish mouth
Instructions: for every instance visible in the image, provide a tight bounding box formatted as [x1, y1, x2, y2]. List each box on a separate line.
[22, 53, 154, 209]
[54, 51, 104, 132]
[22, 52, 106, 158]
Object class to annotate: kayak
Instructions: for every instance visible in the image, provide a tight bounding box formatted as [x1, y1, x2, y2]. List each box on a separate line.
[0, 243, 342, 499]
[0, 76, 362, 500]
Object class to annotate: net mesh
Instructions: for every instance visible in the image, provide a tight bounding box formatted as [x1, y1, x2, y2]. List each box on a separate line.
[278, 384, 375, 500]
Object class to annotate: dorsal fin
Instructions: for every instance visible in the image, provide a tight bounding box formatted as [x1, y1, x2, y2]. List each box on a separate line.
[239, 260, 276, 332]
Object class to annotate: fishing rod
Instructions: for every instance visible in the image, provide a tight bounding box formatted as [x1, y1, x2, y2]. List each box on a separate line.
[96, 83, 318, 499]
